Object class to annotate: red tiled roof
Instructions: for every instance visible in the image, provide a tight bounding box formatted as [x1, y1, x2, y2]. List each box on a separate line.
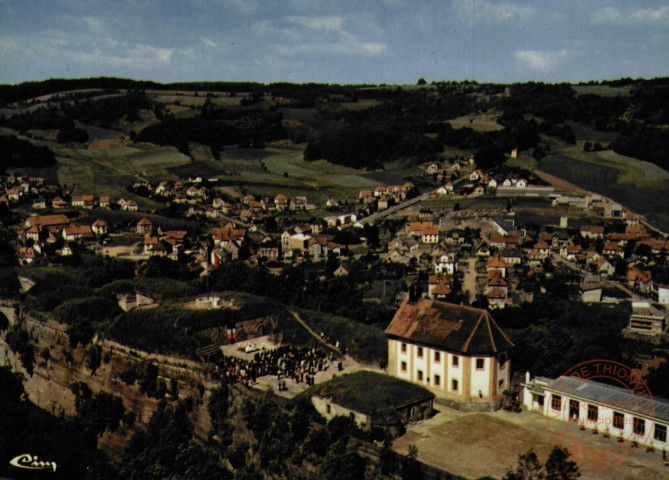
[385, 298, 514, 354]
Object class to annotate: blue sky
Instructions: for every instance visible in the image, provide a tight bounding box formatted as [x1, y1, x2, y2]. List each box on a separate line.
[1, 0, 668, 85]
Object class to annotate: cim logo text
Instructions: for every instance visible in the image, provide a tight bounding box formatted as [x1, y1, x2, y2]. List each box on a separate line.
[9, 453, 57, 472]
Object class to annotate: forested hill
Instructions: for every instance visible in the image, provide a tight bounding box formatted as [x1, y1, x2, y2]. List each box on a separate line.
[2, 76, 669, 173]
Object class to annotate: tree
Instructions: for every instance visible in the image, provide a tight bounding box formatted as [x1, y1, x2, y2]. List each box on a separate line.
[417, 78, 427, 85]
[503, 447, 580, 480]
[503, 448, 543, 480]
[583, 141, 592, 152]
[544, 447, 580, 480]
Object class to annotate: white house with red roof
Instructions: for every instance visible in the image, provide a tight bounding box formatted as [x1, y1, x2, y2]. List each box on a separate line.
[386, 291, 514, 409]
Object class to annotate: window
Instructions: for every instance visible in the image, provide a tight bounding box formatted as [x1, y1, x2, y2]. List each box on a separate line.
[452, 356, 459, 367]
[434, 351, 441, 363]
[401, 343, 407, 354]
[538, 395, 544, 407]
[401, 361, 407, 372]
[551, 394, 562, 411]
[476, 358, 485, 370]
[434, 374, 441, 386]
[417, 370, 423, 381]
[613, 412, 624, 430]
[498, 379, 504, 388]
[350, 412, 356, 421]
[587, 404, 598, 422]
[417, 347, 423, 358]
[634, 417, 645, 436]
[655, 424, 667, 443]
[326, 404, 331, 414]
[452, 379, 458, 391]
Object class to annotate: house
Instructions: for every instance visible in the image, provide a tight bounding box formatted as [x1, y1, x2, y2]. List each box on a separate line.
[628, 269, 653, 293]
[522, 373, 669, 451]
[71, 195, 95, 208]
[57, 244, 73, 256]
[385, 290, 514, 409]
[434, 253, 456, 276]
[52, 197, 69, 209]
[500, 249, 522, 266]
[274, 194, 288, 211]
[487, 256, 507, 278]
[580, 226, 605, 239]
[603, 243, 624, 258]
[486, 275, 508, 309]
[124, 201, 138, 212]
[657, 284, 669, 306]
[136, 218, 153, 235]
[32, 198, 46, 209]
[629, 302, 665, 336]
[16, 247, 36, 265]
[333, 265, 350, 277]
[488, 178, 498, 189]
[444, 182, 454, 194]
[359, 190, 373, 203]
[427, 275, 452, 300]
[308, 237, 328, 259]
[290, 196, 308, 211]
[561, 245, 583, 262]
[426, 163, 441, 174]
[531, 241, 550, 260]
[6, 188, 20, 201]
[580, 282, 603, 303]
[24, 225, 41, 242]
[421, 224, 439, 244]
[258, 243, 281, 261]
[310, 372, 434, 436]
[25, 214, 69, 232]
[489, 234, 520, 249]
[62, 225, 94, 241]
[91, 219, 108, 235]
[595, 258, 616, 277]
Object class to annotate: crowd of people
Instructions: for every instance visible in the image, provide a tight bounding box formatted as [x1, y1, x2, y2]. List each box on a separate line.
[213, 344, 338, 387]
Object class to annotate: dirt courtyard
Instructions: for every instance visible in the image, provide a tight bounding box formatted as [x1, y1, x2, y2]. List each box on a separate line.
[393, 406, 669, 480]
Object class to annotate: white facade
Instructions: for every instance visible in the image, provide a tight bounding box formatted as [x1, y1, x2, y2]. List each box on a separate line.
[658, 285, 669, 306]
[523, 375, 669, 451]
[388, 338, 509, 401]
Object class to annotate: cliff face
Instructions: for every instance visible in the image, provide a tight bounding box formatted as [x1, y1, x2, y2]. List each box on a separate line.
[0, 311, 218, 457]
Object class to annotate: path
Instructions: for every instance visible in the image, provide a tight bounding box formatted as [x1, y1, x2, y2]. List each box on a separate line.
[289, 311, 341, 355]
[463, 257, 478, 302]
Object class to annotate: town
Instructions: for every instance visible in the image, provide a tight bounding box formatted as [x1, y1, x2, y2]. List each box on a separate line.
[1, 4, 669, 473]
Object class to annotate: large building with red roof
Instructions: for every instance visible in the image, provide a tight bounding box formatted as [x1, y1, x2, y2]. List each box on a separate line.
[385, 292, 514, 410]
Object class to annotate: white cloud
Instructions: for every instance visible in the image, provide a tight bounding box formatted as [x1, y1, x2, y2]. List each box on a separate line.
[515, 49, 569, 73]
[82, 16, 104, 33]
[454, 0, 535, 25]
[286, 16, 344, 31]
[201, 37, 217, 48]
[72, 43, 173, 69]
[593, 6, 669, 25]
[275, 31, 387, 57]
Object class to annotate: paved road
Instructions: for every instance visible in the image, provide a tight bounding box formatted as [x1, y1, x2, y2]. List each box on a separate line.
[463, 257, 478, 302]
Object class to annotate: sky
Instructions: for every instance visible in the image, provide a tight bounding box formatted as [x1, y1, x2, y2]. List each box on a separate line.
[1, 0, 668, 85]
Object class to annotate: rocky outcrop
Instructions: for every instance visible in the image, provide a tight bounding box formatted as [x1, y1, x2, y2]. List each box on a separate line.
[0, 310, 221, 457]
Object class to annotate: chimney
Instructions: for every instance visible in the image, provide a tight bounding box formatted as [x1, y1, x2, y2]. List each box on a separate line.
[408, 282, 422, 303]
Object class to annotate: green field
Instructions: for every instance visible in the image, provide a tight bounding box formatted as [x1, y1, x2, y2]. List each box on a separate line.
[558, 144, 669, 187]
[539, 152, 669, 232]
[447, 113, 504, 132]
